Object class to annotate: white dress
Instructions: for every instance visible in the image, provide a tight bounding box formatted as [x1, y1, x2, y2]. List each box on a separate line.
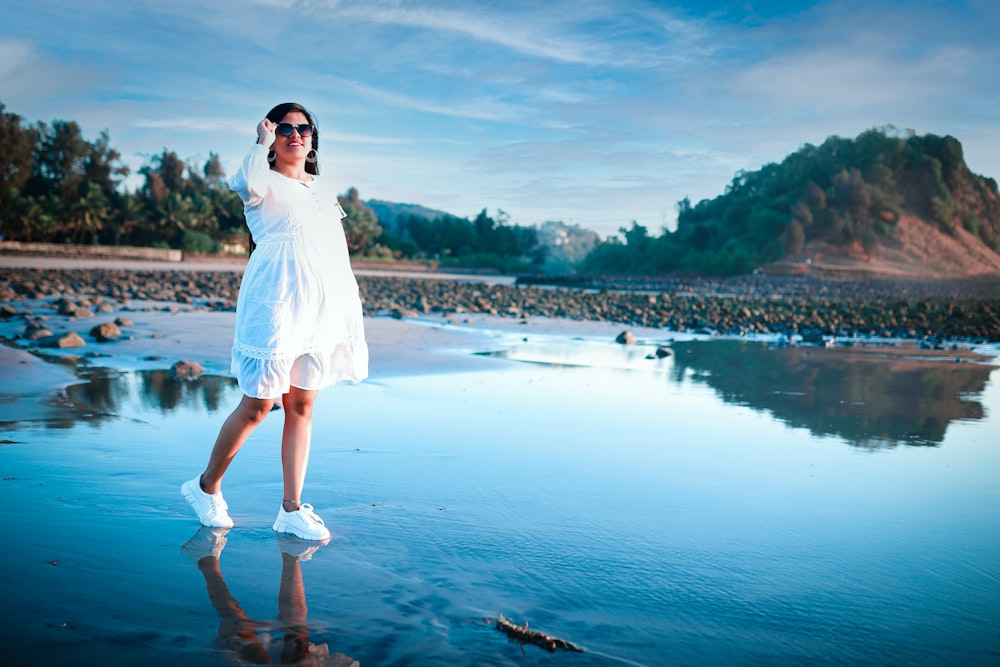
[228, 144, 369, 399]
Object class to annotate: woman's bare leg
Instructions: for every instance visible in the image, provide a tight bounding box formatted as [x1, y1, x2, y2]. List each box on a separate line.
[201, 395, 275, 494]
[279, 386, 318, 511]
[278, 553, 310, 663]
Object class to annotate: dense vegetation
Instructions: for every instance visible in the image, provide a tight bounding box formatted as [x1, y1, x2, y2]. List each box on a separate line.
[377, 208, 544, 273]
[583, 127, 1000, 275]
[0, 102, 541, 271]
[0, 102, 246, 253]
[4, 101, 998, 278]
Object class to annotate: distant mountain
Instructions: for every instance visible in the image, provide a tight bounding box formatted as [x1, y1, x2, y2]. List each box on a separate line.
[364, 199, 601, 275]
[584, 126, 1000, 278]
[365, 199, 453, 232]
[535, 221, 599, 275]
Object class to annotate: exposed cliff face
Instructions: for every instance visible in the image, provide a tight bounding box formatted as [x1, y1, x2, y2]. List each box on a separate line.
[653, 129, 1000, 278]
[762, 214, 1000, 278]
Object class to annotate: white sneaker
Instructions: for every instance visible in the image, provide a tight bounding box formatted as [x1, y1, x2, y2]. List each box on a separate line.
[272, 503, 331, 541]
[181, 476, 234, 528]
[181, 526, 230, 563]
[276, 533, 328, 561]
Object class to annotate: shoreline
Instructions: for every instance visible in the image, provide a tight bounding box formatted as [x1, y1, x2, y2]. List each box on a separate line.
[3, 252, 999, 428]
[3, 253, 999, 342]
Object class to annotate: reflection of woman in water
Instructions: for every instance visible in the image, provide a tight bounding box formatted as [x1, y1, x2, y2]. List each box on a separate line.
[182, 528, 358, 666]
[182, 102, 368, 541]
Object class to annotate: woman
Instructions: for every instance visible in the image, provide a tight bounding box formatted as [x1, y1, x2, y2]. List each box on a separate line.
[182, 102, 368, 541]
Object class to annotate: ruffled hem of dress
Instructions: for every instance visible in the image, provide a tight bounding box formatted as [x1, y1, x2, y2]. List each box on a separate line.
[231, 339, 369, 399]
[232, 335, 365, 360]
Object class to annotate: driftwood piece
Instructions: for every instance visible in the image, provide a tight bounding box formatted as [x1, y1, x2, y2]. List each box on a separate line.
[494, 614, 585, 653]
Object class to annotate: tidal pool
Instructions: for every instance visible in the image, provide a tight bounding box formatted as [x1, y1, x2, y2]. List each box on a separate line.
[1, 336, 998, 666]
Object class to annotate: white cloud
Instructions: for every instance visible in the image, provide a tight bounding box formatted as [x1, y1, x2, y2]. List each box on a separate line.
[327, 0, 711, 70]
[339, 3, 602, 65]
[0, 37, 112, 112]
[731, 43, 980, 115]
[2, 0, 998, 240]
[329, 75, 528, 122]
[131, 117, 245, 132]
[325, 131, 412, 145]
[0, 38, 39, 79]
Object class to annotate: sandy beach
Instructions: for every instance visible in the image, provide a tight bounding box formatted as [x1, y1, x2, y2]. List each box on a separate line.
[2, 254, 999, 666]
[0, 256, 449, 410]
[0, 254, 684, 426]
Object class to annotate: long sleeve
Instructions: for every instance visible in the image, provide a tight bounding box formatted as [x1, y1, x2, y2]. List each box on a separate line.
[228, 144, 272, 207]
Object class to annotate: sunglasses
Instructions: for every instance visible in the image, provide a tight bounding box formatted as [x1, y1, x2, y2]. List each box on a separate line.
[275, 123, 314, 137]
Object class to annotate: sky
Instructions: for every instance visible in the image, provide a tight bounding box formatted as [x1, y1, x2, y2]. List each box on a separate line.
[1, 0, 998, 239]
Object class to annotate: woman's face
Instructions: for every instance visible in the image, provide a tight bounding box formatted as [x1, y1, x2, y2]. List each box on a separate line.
[272, 111, 312, 165]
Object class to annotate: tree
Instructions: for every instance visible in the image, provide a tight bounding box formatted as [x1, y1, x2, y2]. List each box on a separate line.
[83, 129, 129, 198]
[141, 150, 188, 202]
[0, 103, 38, 194]
[156, 192, 194, 245]
[203, 152, 226, 188]
[30, 120, 90, 199]
[831, 168, 871, 223]
[782, 218, 805, 255]
[338, 187, 382, 255]
[114, 193, 148, 246]
[67, 183, 111, 244]
[473, 208, 495, 243]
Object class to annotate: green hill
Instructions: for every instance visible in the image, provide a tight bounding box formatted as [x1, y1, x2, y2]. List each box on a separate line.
[364, 199, 452, 233]
[583, 127, 1000, 277]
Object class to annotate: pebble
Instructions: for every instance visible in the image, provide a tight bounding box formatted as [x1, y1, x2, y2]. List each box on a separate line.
[1, 267, 998, 342]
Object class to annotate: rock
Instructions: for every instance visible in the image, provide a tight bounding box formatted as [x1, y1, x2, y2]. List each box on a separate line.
[391, 307, 420, 319]
[0, 304, 17, 319]
[55, 298, 77, 315]
[615, 330, 636, 345]
[90, 322, 122, 342]
[41, 332, 86, 348]
[170, 360, 205, 381]
[3, 265, 1000, 342]
[800, 331, 825, 345]
[114, 315, 134, 327]
[23, 324, 53, 340]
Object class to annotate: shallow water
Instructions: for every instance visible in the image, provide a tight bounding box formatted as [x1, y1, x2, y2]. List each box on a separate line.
[2, 335, 999, 666]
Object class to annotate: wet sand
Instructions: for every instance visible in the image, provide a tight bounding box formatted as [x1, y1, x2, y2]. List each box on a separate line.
[0, 305, 538, 423]
[2, 251, 997, 433]
[0, 253, 671, 424]
[2, 254, 999, 666]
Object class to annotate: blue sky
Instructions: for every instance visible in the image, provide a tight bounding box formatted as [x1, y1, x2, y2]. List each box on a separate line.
[1, 0, 997, 238]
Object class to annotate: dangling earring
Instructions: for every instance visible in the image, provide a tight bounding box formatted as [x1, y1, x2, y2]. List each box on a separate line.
[306, 149, 318, 164]
[267, 149, 276, 163]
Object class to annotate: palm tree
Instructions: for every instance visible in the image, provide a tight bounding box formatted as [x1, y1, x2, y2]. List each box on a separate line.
[155, 192, 194, 246]
[67, 183, 111, 244]
[115, 194, 147, 246]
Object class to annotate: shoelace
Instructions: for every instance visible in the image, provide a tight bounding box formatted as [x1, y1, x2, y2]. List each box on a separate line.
[208, 493, 228, 516]
[297, 503, 325, 526]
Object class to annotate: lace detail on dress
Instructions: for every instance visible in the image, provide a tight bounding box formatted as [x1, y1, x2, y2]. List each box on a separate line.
[254, 229, 305, 245]
[233, 336, 365, 360]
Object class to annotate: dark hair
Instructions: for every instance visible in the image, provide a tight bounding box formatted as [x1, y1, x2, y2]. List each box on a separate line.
[265, 102, 320, 175]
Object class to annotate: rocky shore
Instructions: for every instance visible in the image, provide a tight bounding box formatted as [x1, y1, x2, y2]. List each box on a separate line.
[1, 266, 999, 342]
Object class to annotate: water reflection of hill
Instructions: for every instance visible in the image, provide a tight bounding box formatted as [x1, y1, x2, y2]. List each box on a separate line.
[61, 370, 240, 425]
[669, 341, 996, 448]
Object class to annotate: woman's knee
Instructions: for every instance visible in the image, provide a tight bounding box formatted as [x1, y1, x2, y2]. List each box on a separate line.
[282, 389, 317, 418]
[237, 396, 274, 424]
